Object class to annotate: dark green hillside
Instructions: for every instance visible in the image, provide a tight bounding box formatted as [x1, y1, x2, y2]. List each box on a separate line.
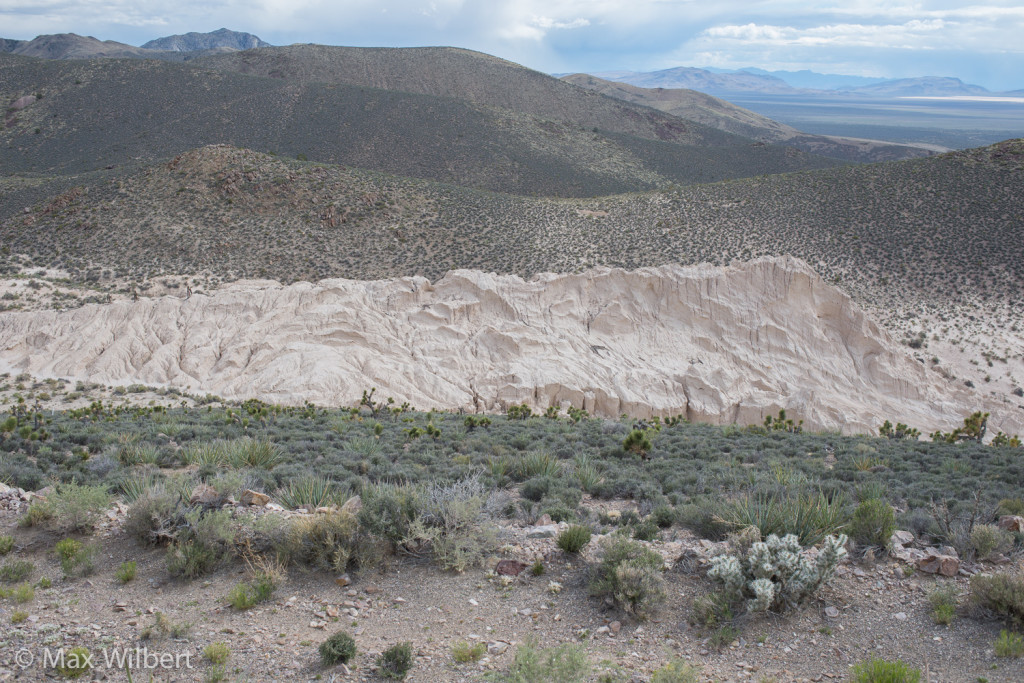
[1, 141, 1021, 319]
[0, 52, 836, 197]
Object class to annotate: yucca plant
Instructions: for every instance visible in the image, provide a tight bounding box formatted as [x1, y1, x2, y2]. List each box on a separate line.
[277, 476, 337, 510]
[119, 472, 162, 504]
[228, 437, 281, 469]
[518, 451, 561, 480]
[182, 441, 229, 468]
[717, 490, 849, 546]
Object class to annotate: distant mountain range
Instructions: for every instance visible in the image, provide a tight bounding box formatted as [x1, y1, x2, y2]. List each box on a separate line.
[0, 28, 270, 61]
[583, 67, 1014, 98]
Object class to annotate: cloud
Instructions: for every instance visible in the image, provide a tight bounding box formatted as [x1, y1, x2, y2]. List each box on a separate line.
[0, 0, 1022, 88]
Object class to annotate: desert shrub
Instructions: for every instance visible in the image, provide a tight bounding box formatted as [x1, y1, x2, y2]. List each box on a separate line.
[928, 585, 959, 625]
[689, 591, 734, 630]
[650, 504, 677, 528]
[19, 499, 54, 527]
[0, 534, 13, 555]
[12, 582, 34, 603]
[452, 640, 486, 663]
[227, 563, 277, 609]
[995, 630, 1024, 657]
[849, 498, 896, 549]
[358, 481, 422, 547]
[11, 610, 28, 623]
[708, 533, 847, 613]
[632, 518, 659, 541]
[517, 451, 561, 480]
[55, 645, 92, 679]
[0, 559, 34, 583]
[520, 476, 552, 502]
[378, 641, 413, 680]
[203, 642, 230, 665]
[556, 525, 591, 553]
[55, 538, 97, 578]
[971, 573, 1024, 627]
[492, 640, 590, 683]
[971, 524, 1014, 561]
[319, 630, 357, 666]
[277, 475, 337, 510]
[589, 535, 666, 618]
[284, 509, 362, 572]
[417, 476, 497, 572]
[166, 509, 235, 579]
[622, 429, 652, 456]
[716, 490, 848, 546]
[48, 481, 113, 533]
[677, 499, 729, 540]
[117, 441, 158, 466]
[140, 612, 192, 640]
[650, 658, 700, 683]
[124, 489, 185, 546]
[850, 658, 920, 683]
[996, 498, 1024, 517]
[115, 560, 137, 584]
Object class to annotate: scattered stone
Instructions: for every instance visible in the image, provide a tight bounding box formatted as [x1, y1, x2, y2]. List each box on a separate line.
[891, 530, 914, 546]
[824, 606, 840, 618]
[335, 574, 351, 588]
[893, 612, 907, 621]
[917, 551, 959, 577]
[487, 641, 510, 656]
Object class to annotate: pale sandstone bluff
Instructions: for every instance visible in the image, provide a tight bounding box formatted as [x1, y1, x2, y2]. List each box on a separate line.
[0, 257, 1019, 435]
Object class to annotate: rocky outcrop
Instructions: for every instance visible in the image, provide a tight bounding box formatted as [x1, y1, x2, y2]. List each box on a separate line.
[0, 257, 1019, 434]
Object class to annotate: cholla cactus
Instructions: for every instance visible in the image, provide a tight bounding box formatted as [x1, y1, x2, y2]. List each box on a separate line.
[707, 533, 848, 612]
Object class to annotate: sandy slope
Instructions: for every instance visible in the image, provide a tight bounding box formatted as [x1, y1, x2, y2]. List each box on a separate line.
[1, 257, 1019, 435]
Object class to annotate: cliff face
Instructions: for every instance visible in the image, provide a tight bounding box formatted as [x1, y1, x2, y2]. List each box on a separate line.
[1, 257, 1018, 434]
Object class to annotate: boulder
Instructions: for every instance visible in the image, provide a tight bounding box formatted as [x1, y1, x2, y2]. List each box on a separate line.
[189, 484, 221, 506]
[997, 515, 1024, 532]
[495, 559, 529, 576]
[917, 552, 959, 577]
[890, 530, 914, 547]
[340, 495, 362, 515]
[526, 524, 558, 539]
[240, 489, 270, 507]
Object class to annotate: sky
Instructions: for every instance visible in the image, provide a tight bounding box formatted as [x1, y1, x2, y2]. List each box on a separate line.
[2, 0, 1023, 91]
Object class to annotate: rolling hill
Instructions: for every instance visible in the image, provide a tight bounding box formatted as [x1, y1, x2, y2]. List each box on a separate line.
[560, 74, 934, 163]
[0, 49, 838, 196]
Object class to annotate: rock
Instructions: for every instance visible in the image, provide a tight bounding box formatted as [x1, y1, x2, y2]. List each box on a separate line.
[335, 574, 351, 587]
[609, 620, 622, 635]
[526, 524, 558, 539]
[824, 606, 839, 618]
[265, 502, 285, 512]
[326, 606, 339, 618]
[536, 514, 553, 526]
[893, 612, 907, 621]
[937, 545, 959, 558]
[487, 641, 510, 655]
[495, 559, 529, 576]
[240, 489, 270, 507]
[997, 515, 1024, 532]
[891, 530, 914, 546]
[917, 553, 959, 577]
[189, 484, 221, 506]
[340, 495, 362, 515]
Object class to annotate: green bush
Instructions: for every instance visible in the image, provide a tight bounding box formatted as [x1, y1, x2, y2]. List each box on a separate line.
[995, 630, 1024, 657]
[166, 509, 235, 579]
[622, 429, 652, 457]
[452, 640, 486, 663]
[12, 582, 34, 603]
[124, 489, 185, 546]
[378, 641, 413, 680]
[0, 535, 14, 555]
[850, 658, 920, 683]
[556, 525, 591, 553]
[589, 535, 665, 618]
[849, 498, 896, 549]
[491, 640, 590, 683]
[203, 642, 230, 665]
[227, 571, 276, 610]
[971, 524, 1014, 560]
[277, 475, 336, 510]
[0, 559, 34, 583]
[115, 560, 137, 584]
[650, 658, 700, 683]
[55, 538, 97, 578]
[928, 585, 958, 625]
[319, 630, 357, 666]
[55, 646, 92, 679]
[48, 482, 113, 533]
[971, 573, 1024, 627]
[632, 518, 659, 541]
